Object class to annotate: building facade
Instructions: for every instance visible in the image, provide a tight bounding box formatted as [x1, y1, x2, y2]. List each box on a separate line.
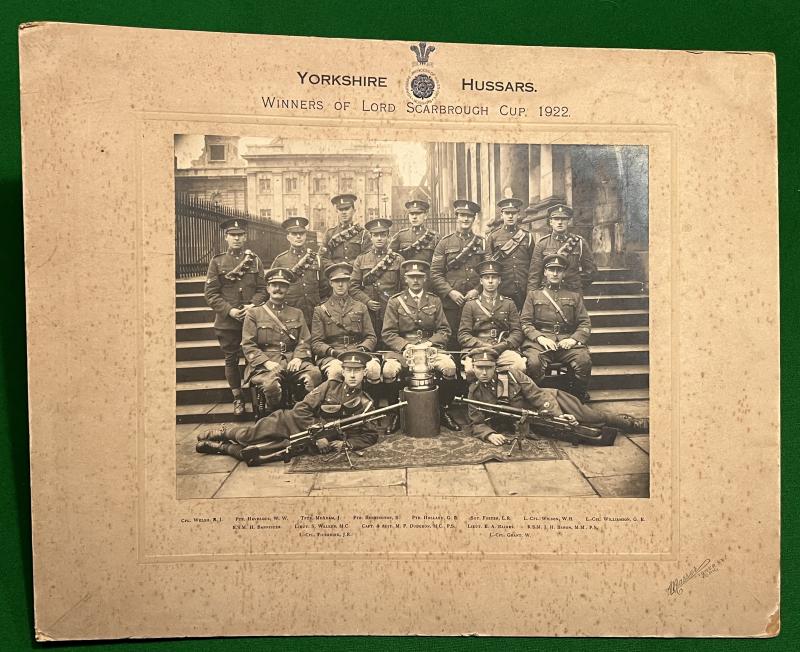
[175, 136, 396, 233]
[426, 143, 648, 270]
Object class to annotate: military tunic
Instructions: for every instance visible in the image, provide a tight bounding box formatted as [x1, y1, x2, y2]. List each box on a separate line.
[310, 295, 379, 380]
[389, 225, 440, 263]
[467, 369, 612, 441]
[520, 284, 592, 384]
[204, 249, 267, 330]
[322, 222, 372, 264]
[225, 379, 380, 451]
[458, 294, 526, 376]
[272, 247, 332, 327]
[241, 301, 322, 408]
[528, 232, 597, 293]
[430, 231, 487, 346]
[485, 226, 533, 310]
[204, 248, 268, 392]
[349, 248, 403, 338]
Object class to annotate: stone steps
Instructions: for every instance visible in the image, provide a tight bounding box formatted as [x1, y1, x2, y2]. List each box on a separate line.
[174, 267, 651, 422]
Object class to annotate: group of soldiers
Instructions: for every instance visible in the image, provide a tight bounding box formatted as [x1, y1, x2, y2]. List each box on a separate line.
[199, 192, 647, 457]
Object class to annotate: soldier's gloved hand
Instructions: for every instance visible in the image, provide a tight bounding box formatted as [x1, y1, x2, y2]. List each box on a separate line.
[329, 440, 345, 452]
[536, 336, 558, 351]
[558, 338, 578, 350]
[367, 300, 380, 312]
[464, 288, 480, 301]
[286, 358, 302, 372]
[315, 437, 331, 453]
[262, 361, 280, 372]
[561, 414, 578, 424]
[487, 433, 508, 446]
[228, 307, 245, 320]
[448, 290, 466, 306]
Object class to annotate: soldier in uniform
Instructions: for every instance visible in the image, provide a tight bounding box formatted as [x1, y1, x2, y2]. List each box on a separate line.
[272, 216, 331, 327]
[350, 218, 403, 338]
[389, 199, 440, 263]
[430, 199, 487, 349]
[241, 268, 322, 411]
[458, 260, 526, 379]
[382, 259, 461, 431]
[528, 204, 597, 293]
[520, 254, 593, 402]
[196, 351, 381, 458]
[311, 262, 381, 383]
[322, 193, 371, 264]
[485, 197, 533, 311]
[204, 217, 267, 416]
[467, 348, 648, 446]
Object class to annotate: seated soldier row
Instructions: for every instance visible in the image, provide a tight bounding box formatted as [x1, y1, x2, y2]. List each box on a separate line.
[239, 252, 592, 432]
[196, 347, 647, 461]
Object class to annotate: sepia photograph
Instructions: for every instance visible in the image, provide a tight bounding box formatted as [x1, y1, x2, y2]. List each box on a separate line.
[174, 135, 650, 499]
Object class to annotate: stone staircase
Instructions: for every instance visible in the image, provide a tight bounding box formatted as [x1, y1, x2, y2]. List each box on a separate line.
[175, 267, 649, 423]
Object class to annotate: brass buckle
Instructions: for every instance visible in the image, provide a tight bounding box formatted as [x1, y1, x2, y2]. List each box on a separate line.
[416, 329, 423, 339]
[490, 328, 498, 339]
[279, 341, 287, 353]
[552, 323, 560, 335]
[343, 336, 350, 346]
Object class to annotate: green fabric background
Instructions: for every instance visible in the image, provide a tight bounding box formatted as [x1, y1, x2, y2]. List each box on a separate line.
[1, 0, 796, 647]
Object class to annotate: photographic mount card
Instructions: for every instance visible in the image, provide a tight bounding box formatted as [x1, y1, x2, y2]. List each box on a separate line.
[20, 23, 779, 639]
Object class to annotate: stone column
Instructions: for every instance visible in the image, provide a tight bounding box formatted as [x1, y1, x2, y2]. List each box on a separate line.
[540, 144, 553, 200]
[528, 145, 541, 204]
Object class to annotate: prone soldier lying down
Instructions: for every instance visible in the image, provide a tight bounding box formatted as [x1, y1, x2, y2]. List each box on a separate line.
[196, 351, 382, 460]
[465, 348, 648, 446]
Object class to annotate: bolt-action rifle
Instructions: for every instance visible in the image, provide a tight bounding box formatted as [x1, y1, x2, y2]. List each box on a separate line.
[240, 402, 406, 466]
[453, 396, 617, 446]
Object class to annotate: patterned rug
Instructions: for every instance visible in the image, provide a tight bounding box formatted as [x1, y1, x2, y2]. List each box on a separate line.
[288, 430, 563, 473]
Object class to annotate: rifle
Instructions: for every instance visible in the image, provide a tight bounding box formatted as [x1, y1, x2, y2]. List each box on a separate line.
[453, 396, 617, 446]
[239, 401, 406, 466]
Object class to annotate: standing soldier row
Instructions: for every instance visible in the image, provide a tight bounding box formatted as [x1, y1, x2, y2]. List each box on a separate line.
[204, 195, 598, 416]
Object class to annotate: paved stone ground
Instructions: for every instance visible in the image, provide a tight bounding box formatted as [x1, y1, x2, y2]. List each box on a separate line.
[176, 401, 650, 499]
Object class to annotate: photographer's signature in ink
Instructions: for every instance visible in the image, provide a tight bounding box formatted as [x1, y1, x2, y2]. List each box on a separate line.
[665, 557, 726, 597]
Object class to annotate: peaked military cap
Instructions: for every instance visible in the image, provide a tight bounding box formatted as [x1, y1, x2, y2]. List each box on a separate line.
[548, 204, 573, 220]
[364, 218, 393, 233]
[221, 218, 248, 234]
[325, 262, 354, 281]
[331, 193, 357, 209]
[543, 253, 569, 269]
[472, 347, 499, 366]
[265, 267, 296, 285]
[401, 259, 430, 276]
[405, 199, 430, 212]
[452, 199, 481, 215]
[282, 216, 309, 233]
[338, 350, 372, 368]
[476, 260, 503, 276]
[497, 197, 524, 212]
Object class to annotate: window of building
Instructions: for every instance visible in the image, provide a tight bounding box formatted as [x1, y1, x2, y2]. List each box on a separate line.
[341, 177, 354, 192]
[313, 207, 325, 222]
[208, 144, 226, 162]
[259, 177, 272, 193]
[367, 208, 379, 218]
[259, 208, 272, 218]
[367, 177, 378, 193]
[313, 177, 327, 193]
[286, 207, 298, 217]
[284, 177, 298, 193]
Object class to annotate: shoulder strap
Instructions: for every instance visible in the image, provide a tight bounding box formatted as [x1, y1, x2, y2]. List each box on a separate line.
[260, 304, 298, 341]
[540, 288, 568, 323]
[396, 295, 415, 317]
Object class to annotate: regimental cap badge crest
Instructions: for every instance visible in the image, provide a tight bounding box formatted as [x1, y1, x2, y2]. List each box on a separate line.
[221, 217, 248, 234]
[410, 42, 436, 65]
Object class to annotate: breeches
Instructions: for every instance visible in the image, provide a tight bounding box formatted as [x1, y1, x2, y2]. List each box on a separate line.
[249, 359, 322, 408]
[523, 343, 592, 382]
[463, 350, 526, 380]
[319, 356, 382, 383]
